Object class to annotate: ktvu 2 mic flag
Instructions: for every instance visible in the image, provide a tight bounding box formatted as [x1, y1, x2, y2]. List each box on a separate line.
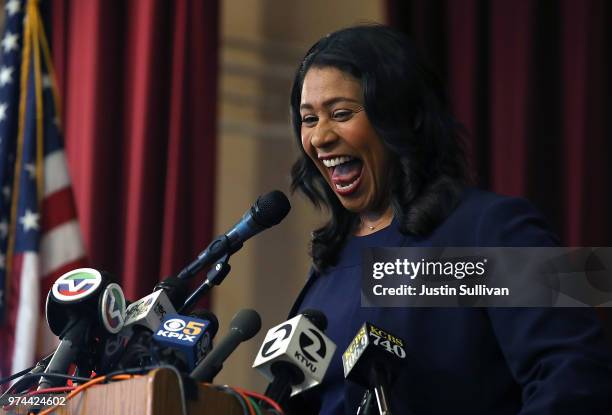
[0, 0, 87, 379]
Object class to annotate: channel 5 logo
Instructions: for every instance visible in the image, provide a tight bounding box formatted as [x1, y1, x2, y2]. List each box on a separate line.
[156, 316, 208, 343]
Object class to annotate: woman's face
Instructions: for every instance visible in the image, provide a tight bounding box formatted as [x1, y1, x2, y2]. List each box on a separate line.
[300, 66, 391, 214]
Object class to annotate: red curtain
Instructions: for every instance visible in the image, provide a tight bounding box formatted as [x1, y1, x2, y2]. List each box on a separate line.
[387, 0, 612, 247]
[49, 0, 219, 302]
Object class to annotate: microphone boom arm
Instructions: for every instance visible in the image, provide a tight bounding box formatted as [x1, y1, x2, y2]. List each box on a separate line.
[176, 236, 240, 281]
[178, 253, 232, 314]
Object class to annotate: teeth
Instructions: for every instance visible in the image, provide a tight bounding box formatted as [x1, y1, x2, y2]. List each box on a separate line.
[322, 156, 353, 168]
[335, 177, 358, 191]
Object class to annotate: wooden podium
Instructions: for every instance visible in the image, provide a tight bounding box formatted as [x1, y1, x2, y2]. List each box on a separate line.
[2, 368, 267, 415]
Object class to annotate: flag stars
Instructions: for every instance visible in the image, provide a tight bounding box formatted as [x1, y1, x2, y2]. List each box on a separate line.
[5, 0, 20, 16]
[0, 219, 7, 238]
[2, 186, 10, 200]
[42, 74, 52, 89]
[19, 209, 39, 232]
[0, 66, 14, 86]
[2, 32, 18, 53]
[0, 102, 7, 121]
[0, 253, 5, 269]
[24, 163, 36, 179]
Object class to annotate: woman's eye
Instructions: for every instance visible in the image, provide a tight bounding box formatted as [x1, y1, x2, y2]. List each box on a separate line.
[332, 110, 353, 120]
[301, 115, 318, 125]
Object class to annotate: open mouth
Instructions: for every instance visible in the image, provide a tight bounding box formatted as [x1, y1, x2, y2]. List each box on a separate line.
[321, 156, 364, 195]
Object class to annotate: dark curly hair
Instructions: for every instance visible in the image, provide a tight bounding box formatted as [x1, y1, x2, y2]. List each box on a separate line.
[290, 24, 469, 272]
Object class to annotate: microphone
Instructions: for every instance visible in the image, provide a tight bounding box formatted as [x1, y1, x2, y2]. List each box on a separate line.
[342, 322, 407, 415]
[300, 309, 328, 331]
[101, 308, 220, 374]
[96, 288, 176, 373]
[177, 191, 291, 280]
[124, 289, 176, 331]
[253, 310, 336, 405]
[98, 325, 138, 374]
[190, 309, 261, 382]
[40, 268, 126, 389]
[153, 276, 190, 310]
[152, 311, 219, 371]
[189, 309, 220, 340]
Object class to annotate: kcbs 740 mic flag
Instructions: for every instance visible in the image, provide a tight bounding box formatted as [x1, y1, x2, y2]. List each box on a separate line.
[0, 0, 87, 380]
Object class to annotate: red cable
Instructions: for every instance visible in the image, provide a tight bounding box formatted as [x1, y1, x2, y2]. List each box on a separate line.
[233, 387, 285, 414]
[27, 386, 75, 395]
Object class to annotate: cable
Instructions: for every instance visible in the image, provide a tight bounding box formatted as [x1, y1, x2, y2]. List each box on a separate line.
[38, 374, 136, 415]
[27, 386, 75, 395]
[37, 376, 106, 415]
[233, 387, 285, 415]
[234, 388, 256, 415]
[0, 352, 55, 385]
[37, 366, 185, 415]
[213, 385, 249, 415]
[247, 396, 263, 415]
[0, 365, 36, 385]
[0, 372, 92, 401]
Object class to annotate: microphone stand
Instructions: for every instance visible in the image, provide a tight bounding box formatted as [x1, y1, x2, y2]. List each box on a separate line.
[178, 253, 232, 313]
[356, 366, 392, 415]
[373, 382, 392, 415]
[356, 389, 375, 415]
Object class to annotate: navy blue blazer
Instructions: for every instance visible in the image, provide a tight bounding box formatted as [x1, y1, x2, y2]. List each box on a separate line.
[289, 188, 612, 414]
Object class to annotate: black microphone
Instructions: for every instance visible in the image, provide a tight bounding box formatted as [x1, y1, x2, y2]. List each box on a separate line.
[177, 191, 291, 280]
[301, 309, 328, 331]
[123, 289, 176, 331]
[189, 309, 220, 340]
[99, 310, 220, 374]
[153, 276, 190, 310]
[190, 309, 261, 382]
[40, 269, 127, 389]
[264, 309, 329, 405]
[342, 322, 407, 415]
[152, 310, 220, 372]
[254, 310, 336, 410]
[99, 288, 178, 373]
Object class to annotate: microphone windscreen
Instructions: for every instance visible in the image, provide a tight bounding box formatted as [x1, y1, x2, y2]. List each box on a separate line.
[190, 309, 220, 339]
[300, 309, 328, 331]
[252, 190, 291, 227]
[231, 309, 262, 341]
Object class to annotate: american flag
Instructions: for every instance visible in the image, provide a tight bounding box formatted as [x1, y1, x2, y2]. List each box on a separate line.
[0, 0, 87, 379]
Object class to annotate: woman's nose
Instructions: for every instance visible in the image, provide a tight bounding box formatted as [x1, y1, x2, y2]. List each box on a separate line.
[310, 120, 338, 149]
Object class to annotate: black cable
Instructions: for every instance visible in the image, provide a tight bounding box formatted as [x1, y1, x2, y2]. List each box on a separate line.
[104, 365, 161, 379]
[0, 365, 35, 386]
[0, 352, 56, 387]
[0, 372, 93, 402]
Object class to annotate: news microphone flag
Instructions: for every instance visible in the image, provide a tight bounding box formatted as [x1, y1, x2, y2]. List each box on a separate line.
[0, 0, 87, 379]
[253, 313, 336, 397]
[153, 314, 214, 371]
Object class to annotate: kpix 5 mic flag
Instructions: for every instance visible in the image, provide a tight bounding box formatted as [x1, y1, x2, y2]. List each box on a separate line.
[0, 0, 87, 379]
[153, 313, 216, 371]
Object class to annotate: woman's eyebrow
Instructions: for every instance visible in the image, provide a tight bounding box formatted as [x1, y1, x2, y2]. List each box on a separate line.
[300, 97, 361, 111]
